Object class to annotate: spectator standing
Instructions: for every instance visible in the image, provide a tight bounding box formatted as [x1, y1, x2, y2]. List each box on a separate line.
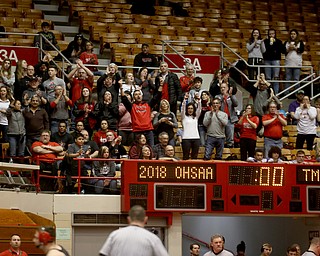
[180, 63, 195, 93]
[97, 63, 121, 101]
[0, 58, 15, 93]
[263, 29, 283, 94]
[203, 97, 228, 160]
[34, 53, 54, 82]
[181, 93, 202, 160]
[43, 65, 66, 102]
[189, 243, 200, 256]
[49, 85, 72, 134]
[188, 76, 205, 103]
[13, 59, 28, 100]
[203, 234, 233, 256]
[315, 97, 320, 125]
[134, 67, 155, 101]
[22, 77, 47, 108]
[284, 29, 304, 91]
[294, 95, 317, 150]
[61, 33, 87, 63]
[198, 91, 211, 146]
[72, 87, 96, 137]
[0, 86, 13, 142]
[0, 234, 28, 256]
[79, 40, 103, 76]
[238, 104, 259, 161]
[262, 101, 287, 156]
[155, 61, 182, 116]
[6, 100, 26, 158]
[246, 29, 266, 80]
[260, 244, 273, 256]
[16, 65, 36, 101]
[67, 60, 94, 104]
[288, 90, 305, 124]
[118, 91, 133, 146]
[216, 82, 238, 148]
[33, 21, 59, 51]
[133, 43, 159, 74]
[153, 99, 178, 146]
[209, 68, 238, 98]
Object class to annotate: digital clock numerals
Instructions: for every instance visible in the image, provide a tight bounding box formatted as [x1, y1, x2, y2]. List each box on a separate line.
[155, 184, 205, 210]
[229, 166, 284, 186]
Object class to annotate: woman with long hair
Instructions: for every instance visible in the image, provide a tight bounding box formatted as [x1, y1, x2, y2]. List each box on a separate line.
[139, 145, 153, 160]
[14, 59, 28, 100]
[118, 90, 133, 146]
[0, 58, 15, 94]
[122, 72, 139, 96]
[238, 104, 260, 161]
[89, 146, 117, 194]
[284, 29, 304, 92]
[79, 40, 103, 76]
[198, 91, 211, 146]
[267, 146, 283, 163]
[153, 99, 178, 146]
[128, 134, 153, 159]
[134, 67, 155, 101]
[0, 85, 14, 142]
[60, 33, 87, 63]
[73, 87, 96, 137]
[246, 29, 266, 80]
[181, 92, 201, 160]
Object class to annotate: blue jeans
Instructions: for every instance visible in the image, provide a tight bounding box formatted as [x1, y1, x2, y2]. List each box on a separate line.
[285, 67, 301, 92]
[198, 125, 207, 146]
[264, 60, 280, 94]
[89, 178, 117, 194]
[264, 137, 283, 158]
[204, 135, 225, 160]
[8, 135, 26, 157]
[225, 120, 234, 147]
[134, 130, 154, 147]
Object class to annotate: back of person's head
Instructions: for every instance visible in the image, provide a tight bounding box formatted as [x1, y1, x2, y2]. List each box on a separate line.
[128, 205, 146, 222]
[268, 146, 282, 158]
[237, 241, 246, 255]
[38, 226, 55, 245]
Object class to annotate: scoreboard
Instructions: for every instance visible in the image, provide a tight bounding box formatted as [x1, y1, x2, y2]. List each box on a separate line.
[121, 160, 320, 214]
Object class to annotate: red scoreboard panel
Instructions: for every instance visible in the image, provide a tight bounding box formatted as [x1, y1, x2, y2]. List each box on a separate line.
[121, 160, 320, 215]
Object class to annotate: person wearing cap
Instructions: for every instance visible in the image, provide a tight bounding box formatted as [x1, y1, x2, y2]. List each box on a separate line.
[22, 76, 47, 108]
[288, 89, 304, 124]
[33, 21, 60, 51]
[133, 43, 159, 75]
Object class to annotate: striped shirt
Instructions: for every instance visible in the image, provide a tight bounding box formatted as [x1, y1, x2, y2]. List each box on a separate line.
[99, 225, 169, 256]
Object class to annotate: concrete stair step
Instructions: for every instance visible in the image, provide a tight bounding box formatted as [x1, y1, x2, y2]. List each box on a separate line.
[44, 14, 69, 23]
[34, 3, 59, 12]
[54, 25, 79, 34]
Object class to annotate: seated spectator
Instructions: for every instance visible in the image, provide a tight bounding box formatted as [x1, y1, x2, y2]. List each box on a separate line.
[209, 68, 238, 98]
[133, 43, 159, 75]
[94, 91, 119, 131]
[0, 85, 14, 143]
[118, 90, 133, 146]
[262, 101, 287, 156]
[153, 132, 170, 159]
[294, 95, 317, 150]
[198, 91, 211, 146]
[14, 59, 28, 100]
[104, 132, 127, 159]
[120, 80, 163, 147]
[92, 119, 117, 148]
[73, 87, 96, 137]
[49, 85, 72, 134]
[267, 146, 283, 163]
[60, 33, 87, 63]
[22, 77, 47, 108]
[188, 77, 205, 103]
[180, 63, 195, 93]
[288, 90, 304, 125]
[238, 104, 259, 161]
[247, 148, 267, 163]
[32, 129, 63, 191]
[51, 121, 74, 152]
[181, 93, 202, 160]
[79, 40, 103, 76]
[159, 145, 180, 161]
[33, 21, 60, 51]
[97, 63, 121, 102]
[23, 95, 49, 149]
[216, 82, 239, 148]
[134, 67, 155, 101]
[81, 129, 99, 158]
[289, 150, 307, 164]
[155, 61, 182, 116]
[67, 59, 94, 103]
[0, 58, 15, 93]
[129, 134, 153, 159]
[203, 97, 227, 160]
[6, 100, 26, 158]
[139, 145, 153, 160]
[88, 146, 117, 194]
[153, 99, 178, 146]
[43, 65, 66, 102]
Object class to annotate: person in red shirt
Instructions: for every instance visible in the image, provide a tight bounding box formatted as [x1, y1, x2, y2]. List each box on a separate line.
[120, 80, 163, 147]
[262, 101, 287, 156]
[92, 119, 117, 147]
[179, 63, 195, 93]
[0, 234, 28, 256]
[238, 104, 259, 161]
[67, 59, 94, 103]
[79, 41, 103, 76]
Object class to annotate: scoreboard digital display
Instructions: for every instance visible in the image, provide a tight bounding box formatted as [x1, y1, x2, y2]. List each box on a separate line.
[121, 160, 320, 214]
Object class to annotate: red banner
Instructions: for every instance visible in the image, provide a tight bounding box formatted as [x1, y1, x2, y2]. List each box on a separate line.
[0, 45, 39, 66]
[164, 54, 220, 74]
